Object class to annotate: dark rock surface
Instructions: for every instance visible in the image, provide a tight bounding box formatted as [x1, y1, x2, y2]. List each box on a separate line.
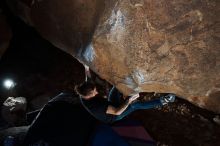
[1, 97, 27, 126]
[0, 126, 29, 146]
[132, 94, 220, 146]
[0, 9, 12, 58]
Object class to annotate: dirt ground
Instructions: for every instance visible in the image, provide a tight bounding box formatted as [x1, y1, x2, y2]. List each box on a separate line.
[0, 9, 220, 146]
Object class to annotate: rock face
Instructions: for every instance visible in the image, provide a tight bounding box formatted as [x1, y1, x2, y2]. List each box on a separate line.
[0, 9, 12, 58]
[0, 126, 29, 144]
[1, 97, 27, 126]
[6, 0, 220, 113]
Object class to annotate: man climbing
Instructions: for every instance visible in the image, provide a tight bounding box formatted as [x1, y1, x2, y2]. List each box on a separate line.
[77, 65, 176, 123]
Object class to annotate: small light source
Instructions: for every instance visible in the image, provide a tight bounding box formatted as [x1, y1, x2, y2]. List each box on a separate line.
[3, 79, 16, 89]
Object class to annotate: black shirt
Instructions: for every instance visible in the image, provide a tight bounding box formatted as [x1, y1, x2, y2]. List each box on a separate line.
[80, 96, 116, 124]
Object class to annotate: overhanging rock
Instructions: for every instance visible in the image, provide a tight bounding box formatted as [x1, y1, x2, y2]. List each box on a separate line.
[6, 0, 220, 113]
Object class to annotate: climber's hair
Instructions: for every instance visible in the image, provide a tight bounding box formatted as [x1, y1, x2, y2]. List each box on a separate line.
[75, 81, 96, 96]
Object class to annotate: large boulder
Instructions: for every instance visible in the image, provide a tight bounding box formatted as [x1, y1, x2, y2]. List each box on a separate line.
[6, 0, 220, 113]
[92, 0, 220, 113]
[0, 126, 29, 145]
[1, 97, 27, 126]
[0, 9, 12, 58]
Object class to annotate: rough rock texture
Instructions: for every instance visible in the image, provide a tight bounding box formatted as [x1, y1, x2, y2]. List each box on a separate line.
[92, 0, 220, 113]
[0, 9, 12, 58]
[6, 0, 104, 55]
[0, 16, 219, 145]
[1, 97, 27, 126]
[6, 0, 220, 113]
[0, 126, 29, 145]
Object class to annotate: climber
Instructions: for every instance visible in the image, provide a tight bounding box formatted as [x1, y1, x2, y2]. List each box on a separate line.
[76, 65, 176, 123]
